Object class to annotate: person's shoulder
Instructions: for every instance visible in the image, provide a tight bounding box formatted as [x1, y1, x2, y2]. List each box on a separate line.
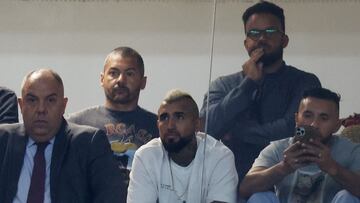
[285, 65, 319, 80]
[67, 121, 99, 131]
[332, 135, 360, 150]
[0, 124, 24, 148]
[135, 138, 164, 160]
[136, 106, 157, 120]
[270, 137, 292, 147]
[209, 71, 245, 91]
[0, 86, 17, 102]
[215, 71, 243, 83]
[64, 121, 112, 150]
[0, 86, 16, 95]
[271, 137, 292, 145]
[136, 138, 162, 153]
[331, 136, 360, 164]
[66, 121, 105, 140]
[262, 137, 292, 153]
[0, 123, 23, 135]
[198, 132, 233, 157]
[70, 105, 104, 116]
[67, 105, 104, 120]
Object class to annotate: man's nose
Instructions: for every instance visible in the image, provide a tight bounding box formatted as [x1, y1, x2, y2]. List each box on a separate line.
[167, 117, 176, 129]
[310, 119, 320, 128]
[116, 73, 126, 83]
[36, 101, 47, 114]
[258, 33, 268, 41]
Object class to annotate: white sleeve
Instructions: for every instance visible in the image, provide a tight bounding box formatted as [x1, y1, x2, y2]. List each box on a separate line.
[127, 151, 158, 203]
[206, 149, 238, 203]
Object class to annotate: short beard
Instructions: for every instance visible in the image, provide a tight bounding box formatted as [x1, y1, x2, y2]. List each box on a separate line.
[259, 46, 283, 67]
[105, 91, 130, 104]
[104, 87, 139, 105]
[162, 135, 193, 153]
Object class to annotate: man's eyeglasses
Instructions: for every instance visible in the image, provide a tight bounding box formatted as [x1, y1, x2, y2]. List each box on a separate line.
[246, 28, 284, 41]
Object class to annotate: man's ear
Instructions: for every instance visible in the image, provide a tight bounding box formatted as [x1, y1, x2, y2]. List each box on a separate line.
[195, 118, 201, 132]
[244, 39, 249, 51]
[62, 97, 68, 115]
[282, 34, 289, 48]
[18, 98, 23, 111]
[140, 76, 147, 90]
[333, 118, 342, 134]
[100, 72, 104, 87]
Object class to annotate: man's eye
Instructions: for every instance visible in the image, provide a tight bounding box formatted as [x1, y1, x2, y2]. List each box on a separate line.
[174, 113, 185, 120]
[26, 97, 36, 103]
[126, 71, 135, 77]
[108, 70, 119, 77]
[48, 97, 56, 103]
[320, 116, 329, 121]
[159, 114, 168, 121]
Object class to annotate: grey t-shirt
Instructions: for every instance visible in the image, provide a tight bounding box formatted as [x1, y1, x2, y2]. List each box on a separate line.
[68, 105, 159, 169]
[253, 135, 360, 203]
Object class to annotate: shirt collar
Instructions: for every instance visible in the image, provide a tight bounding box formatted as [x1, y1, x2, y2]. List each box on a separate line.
[27, 136, 55, 148]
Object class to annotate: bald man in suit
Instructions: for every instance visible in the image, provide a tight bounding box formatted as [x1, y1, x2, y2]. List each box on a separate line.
[0, 69, 126, 203]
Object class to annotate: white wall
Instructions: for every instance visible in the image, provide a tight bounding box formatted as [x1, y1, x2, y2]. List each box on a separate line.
[0, 0, 359, 120]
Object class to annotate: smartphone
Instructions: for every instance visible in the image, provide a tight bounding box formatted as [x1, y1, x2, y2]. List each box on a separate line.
[293, 125, 321, 144]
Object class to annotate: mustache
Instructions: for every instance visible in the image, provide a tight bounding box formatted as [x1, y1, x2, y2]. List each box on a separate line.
[250, 43, 269, 53]
[113, 85, 129, 91]
[165, 129, 180, 136]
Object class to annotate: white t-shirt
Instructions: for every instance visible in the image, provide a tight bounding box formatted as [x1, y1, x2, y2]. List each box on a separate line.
[127, 132, 238, 203]
[170, 159, 193, 202]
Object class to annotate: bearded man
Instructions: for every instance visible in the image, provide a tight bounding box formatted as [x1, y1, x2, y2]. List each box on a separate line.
[200, 1, 321, 182]
[68, 47, 158, 187]
[127, 89, 238, 203]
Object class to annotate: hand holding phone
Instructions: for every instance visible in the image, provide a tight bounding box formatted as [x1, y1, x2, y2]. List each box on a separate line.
[293, 125, 321, 144]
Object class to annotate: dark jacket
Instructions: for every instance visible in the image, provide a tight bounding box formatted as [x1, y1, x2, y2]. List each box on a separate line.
[200, 63, 321, 181]
[0, 87, 18, 124]
[0, 120, 126, 203]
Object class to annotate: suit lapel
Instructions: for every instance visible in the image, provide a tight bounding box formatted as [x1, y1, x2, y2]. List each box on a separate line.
[50, 120, 72, 202]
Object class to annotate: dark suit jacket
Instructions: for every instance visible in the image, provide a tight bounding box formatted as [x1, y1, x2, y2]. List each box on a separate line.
[0, 87, 18, 124]
[0, 119, 126, 203]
